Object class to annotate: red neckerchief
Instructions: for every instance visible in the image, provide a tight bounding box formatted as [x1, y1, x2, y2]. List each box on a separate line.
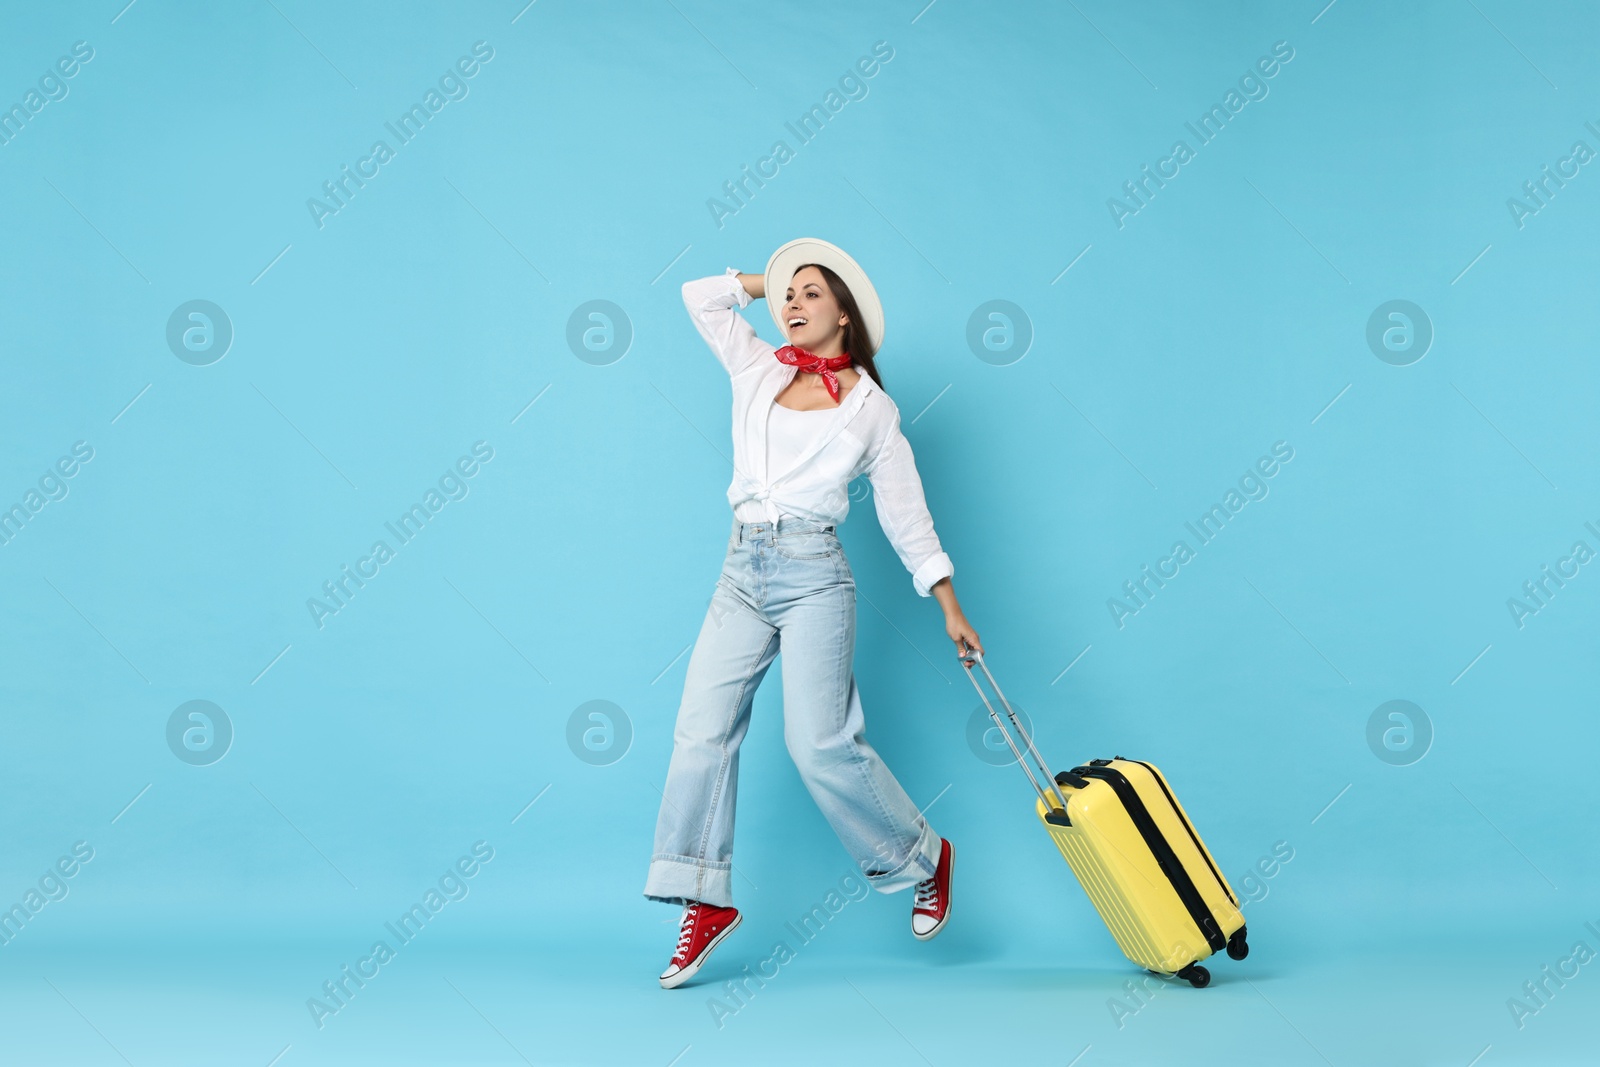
[773, 345, 852, 404]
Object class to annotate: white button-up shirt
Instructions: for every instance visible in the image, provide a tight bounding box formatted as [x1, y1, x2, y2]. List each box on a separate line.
[684, 267, 955, 598]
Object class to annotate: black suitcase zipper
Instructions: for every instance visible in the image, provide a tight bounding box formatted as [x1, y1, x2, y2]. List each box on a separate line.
[1071, 764, 1226, 954]
[1119, 757, 1238, 909]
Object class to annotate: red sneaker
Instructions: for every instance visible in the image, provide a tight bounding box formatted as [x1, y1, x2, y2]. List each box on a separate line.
[659, 901, 741, 989]
[911, 838, 954, 940]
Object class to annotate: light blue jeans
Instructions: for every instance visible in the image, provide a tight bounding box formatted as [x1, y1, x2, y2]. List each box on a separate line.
[644, 514, 942, 908]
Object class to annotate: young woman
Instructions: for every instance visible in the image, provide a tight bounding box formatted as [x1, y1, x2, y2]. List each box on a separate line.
[643, 240, 983, 990]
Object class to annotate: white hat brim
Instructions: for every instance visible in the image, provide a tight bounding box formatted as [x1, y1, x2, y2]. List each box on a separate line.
[764, 238, 885, 355]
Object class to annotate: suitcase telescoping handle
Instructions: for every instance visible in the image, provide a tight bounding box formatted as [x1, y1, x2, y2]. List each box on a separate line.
[959, 648, 1071, 815]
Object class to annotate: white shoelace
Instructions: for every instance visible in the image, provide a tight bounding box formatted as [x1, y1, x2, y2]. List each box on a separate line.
[913, 876, 939, 911]
[673, 905, 700, 958]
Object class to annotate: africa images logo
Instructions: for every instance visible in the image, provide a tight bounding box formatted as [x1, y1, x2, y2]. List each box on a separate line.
[1106, 40, 1295, 229]
[306, 442, 494, 629]
[1107, 441, 1294, 628]
[705, 40, 895, 229]
[306, 41, 495, 229]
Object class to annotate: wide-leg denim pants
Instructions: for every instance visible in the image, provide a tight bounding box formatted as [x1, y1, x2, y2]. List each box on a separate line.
[643, 514, 942, 908]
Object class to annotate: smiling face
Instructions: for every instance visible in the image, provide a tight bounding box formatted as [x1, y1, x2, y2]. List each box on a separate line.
[782, 265, 849, 356]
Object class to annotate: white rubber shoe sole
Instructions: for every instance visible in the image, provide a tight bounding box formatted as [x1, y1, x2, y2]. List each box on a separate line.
[659, 912, 742, 989]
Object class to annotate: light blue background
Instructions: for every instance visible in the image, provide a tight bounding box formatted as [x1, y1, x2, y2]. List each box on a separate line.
[1, 1, 1596, 1064]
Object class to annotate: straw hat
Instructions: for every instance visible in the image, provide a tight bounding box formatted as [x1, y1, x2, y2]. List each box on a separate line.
[764, 237, 885, 355]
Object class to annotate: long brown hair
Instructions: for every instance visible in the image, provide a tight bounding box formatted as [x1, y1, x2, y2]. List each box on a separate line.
[796, 262, 886, 394]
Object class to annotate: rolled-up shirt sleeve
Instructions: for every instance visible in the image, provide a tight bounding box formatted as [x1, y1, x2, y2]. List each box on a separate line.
[867, 415, 954, 597]
[682, 267, 768, 378]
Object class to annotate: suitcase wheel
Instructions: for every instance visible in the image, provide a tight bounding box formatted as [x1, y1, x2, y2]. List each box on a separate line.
[1176, 963, 1210, 988]
[1226, 931, 1249, 961]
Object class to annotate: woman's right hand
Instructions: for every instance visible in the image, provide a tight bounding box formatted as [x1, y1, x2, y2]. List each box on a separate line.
[736, 272, 765, 300]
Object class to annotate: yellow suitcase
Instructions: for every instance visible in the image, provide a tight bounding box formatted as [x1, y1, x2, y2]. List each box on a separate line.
[961, 650, 1248, 987]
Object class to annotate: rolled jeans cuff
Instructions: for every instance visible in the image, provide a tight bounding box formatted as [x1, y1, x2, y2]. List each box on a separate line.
[863, 817, 942, 894]
[644, 853, 734, 909]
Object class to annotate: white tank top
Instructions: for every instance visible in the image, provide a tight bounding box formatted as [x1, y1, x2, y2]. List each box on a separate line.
[733, 401, 833, 522]
[767, 401, 833, 479]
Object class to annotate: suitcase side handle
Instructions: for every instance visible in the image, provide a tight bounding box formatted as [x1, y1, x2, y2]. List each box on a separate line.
[959, 648, 1072, 816]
